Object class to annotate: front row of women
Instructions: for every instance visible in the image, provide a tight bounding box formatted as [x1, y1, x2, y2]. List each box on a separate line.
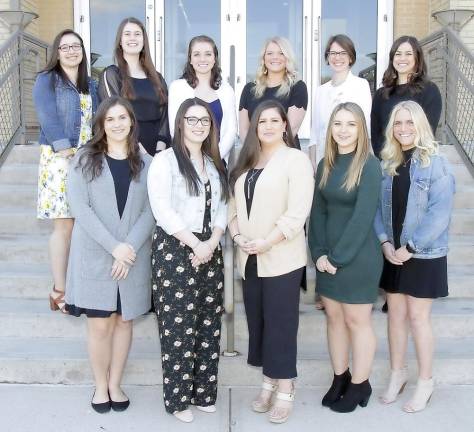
[64, 95, 454, 423]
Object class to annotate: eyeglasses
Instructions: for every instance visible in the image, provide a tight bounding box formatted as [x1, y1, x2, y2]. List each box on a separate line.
[184, 116, 211, 127]
[58, 43, 82, 53]
[328, 50, 349, 58]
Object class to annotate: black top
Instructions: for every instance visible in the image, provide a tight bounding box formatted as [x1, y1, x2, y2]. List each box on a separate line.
[105, 155, 131, 218]
[392, 148, 415, 248]
[98, 65, 171, 156]
[207, 99, 223, 133]
[244, 168, 264, 218]
[239, 80, 308, 149]
[371, 81, 442, 158]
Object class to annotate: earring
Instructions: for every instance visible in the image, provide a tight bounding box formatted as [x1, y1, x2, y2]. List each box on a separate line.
[263, 65, 268, 75]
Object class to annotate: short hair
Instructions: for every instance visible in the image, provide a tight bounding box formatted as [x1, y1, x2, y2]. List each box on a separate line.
[324, 34, 356, 66]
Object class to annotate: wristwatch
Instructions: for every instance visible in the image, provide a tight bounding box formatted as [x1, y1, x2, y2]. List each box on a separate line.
[406, 243, 416, 254]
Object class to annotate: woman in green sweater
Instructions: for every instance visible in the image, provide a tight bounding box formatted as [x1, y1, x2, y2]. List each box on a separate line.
[308, 102, 382, 413]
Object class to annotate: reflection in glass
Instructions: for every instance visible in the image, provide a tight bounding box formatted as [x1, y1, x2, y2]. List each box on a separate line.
[321, 0, 377, 93]
[90, 0, 145, 79]
[164, 0, 220, 82]
[246, 0, 303, 83]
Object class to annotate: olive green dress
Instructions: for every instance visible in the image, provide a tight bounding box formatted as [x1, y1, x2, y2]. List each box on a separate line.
[308, 152, 383, 304]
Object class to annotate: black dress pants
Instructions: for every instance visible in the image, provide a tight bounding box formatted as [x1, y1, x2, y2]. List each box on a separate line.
[242, 255, 302, 379]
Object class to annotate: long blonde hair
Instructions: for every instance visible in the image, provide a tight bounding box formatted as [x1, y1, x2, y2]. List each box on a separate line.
[319, 102, 371, 191]
[381, 101, 438, 176]
[254, 37, 297, 98]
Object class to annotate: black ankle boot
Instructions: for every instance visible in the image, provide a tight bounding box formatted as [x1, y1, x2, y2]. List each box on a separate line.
[322, 369, 351, 407]
[330, 380, 372, 413]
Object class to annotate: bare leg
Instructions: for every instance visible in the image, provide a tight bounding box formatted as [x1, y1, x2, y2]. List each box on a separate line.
[342, 303, 376, 383]
[322, 296, 350, 374]
[108, 314, 133, 402]
[386, 293, 409, 370]
[87, 316, 115, 403]
[49, 218, 74, 293]
[407, 296, 434, 380]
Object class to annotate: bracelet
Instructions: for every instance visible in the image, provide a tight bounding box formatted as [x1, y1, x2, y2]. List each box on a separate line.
[406, 243, 416, 254]
[381, 240, 390, 245]
[232, 233, 241, 242]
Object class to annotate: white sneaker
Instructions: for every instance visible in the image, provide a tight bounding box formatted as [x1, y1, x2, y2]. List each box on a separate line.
[173, 409, 194, 422]
[196, 405, 216, 413]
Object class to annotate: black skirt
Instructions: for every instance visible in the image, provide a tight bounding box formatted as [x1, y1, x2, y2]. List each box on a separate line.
[380, 256, 448, 299]
[66, 291, 123, 318]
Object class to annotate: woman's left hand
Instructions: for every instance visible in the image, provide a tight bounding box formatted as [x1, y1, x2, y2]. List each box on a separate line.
[111, 259, 130, 280]
[243, 238, 272, 255]
[394, 245, 413, 262]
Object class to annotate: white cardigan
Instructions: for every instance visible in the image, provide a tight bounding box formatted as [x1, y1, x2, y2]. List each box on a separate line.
[168, 78, 237, 161]
[147, 148, 227, 235]
[309, 71, 372, 164]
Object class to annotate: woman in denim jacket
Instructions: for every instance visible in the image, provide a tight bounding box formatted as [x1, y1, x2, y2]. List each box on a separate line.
[33, 29, 98, 313]
[374, 101, 455, 413]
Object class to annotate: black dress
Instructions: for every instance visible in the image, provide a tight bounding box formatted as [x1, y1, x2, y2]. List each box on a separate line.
[239, 81, 308, 149]
[371, 81, 442, 157]
[379, 149, 448, 298]
[66, 156, 132, 317]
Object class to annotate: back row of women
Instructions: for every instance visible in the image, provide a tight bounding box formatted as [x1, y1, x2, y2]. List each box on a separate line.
[33, 16, 454, 425]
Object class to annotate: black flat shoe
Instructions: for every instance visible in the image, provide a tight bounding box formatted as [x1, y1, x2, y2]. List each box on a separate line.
[111, 398, 130, 412]
[91, 391, 111, 414]
[330, 380, 372, 413]
[322, 369, 351, 407]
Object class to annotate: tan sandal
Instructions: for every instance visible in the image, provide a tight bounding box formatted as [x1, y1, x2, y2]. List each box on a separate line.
[49, 286, 68, 314]
[252, 380, 278, 413]
[379, 366, 408, 404]
[403, 378, 434, 413]
[268, 386, 295, 424]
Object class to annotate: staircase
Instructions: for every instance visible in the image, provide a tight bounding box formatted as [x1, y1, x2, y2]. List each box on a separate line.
[0, 143, 473, 387]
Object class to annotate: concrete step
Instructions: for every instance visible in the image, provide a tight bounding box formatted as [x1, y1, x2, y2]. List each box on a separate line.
[2, 144, 40, 165]
[0, 263, 50, 299]
[0, 334, 473, 386]
[0, 208, 51, 234]
[0, 164, 37, 185]
[454, 184, 474, 209]
[0, 184, 36, 208]
[0, 298, 473, 340]
[450, 209, 474, 235]
[448, 235, 474, 265]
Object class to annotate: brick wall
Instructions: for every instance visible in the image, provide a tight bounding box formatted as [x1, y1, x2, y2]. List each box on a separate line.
[37, 0, 73, 44]
[394, 0, 430, 39]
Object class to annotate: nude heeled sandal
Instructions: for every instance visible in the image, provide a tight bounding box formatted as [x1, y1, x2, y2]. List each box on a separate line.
[268, 384, 295, 424]
[252, 381, 278, 413]
[379, 366, 408, 404]
[403, 377, 434, 413]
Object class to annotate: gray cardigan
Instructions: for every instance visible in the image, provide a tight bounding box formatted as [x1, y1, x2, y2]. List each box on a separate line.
[65, 152, 155, 320]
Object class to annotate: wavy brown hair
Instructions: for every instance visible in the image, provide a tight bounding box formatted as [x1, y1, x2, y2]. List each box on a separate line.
[382, 36, 427, 99]
[229, 100, 294, 193]
[42, 29, 89, 94]
[181, 35, 222, 90]
[76, 96, 143, 181]
[113, 17, 166, 102]
[173, 98, 228, 201]
[319, 102, 370, 192]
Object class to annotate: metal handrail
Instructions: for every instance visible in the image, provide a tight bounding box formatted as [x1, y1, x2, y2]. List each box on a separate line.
[421, 26, 474, 175]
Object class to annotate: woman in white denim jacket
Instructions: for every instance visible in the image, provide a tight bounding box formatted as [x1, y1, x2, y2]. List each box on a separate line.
[147, 98, 228, 423]
[374, 101, 455, 414]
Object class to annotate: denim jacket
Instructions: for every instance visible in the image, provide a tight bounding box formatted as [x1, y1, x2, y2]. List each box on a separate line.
[147, 148, 227, 235]
[33, 71, 98, 151]
[374, 151, 455, 259]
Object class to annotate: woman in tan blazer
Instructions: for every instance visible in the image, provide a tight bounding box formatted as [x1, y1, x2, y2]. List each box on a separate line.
[228, 100, 314, 424]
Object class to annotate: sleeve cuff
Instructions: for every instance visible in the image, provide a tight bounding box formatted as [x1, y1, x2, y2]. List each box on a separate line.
[52, 138, 72, 152]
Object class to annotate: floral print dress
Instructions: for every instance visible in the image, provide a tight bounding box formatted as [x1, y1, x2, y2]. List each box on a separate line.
[37, 93, 93, 219]
[151, 181, 224, 414]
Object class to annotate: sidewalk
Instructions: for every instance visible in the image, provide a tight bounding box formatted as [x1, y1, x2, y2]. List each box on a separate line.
[1, 384, 473, 432]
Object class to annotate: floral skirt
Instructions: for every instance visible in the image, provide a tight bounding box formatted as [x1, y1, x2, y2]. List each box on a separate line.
[37, 145, 76, 219]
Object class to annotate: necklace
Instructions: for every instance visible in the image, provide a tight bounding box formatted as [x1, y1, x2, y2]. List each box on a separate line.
[246, 168, 263, 200]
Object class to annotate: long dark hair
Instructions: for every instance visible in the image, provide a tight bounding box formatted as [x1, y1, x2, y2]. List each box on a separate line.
[229, 100, 294, 193]
[114, 17, 167, 102]
[173, 98, 228, 201]
[42, 29, 89, 93]
[181, 35, 222, 90]
[382, 36, 427, 98]
[76, 96, 143, 181]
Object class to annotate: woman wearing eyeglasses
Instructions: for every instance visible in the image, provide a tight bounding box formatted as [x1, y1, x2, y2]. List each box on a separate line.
[168, 35, 237, 163]
[308, 34, 372, 171]
[147, 98, 228, 423]
[33, 29, 98, 314]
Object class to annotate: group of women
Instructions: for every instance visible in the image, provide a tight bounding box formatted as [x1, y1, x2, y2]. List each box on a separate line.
[33, 16, 454, 425]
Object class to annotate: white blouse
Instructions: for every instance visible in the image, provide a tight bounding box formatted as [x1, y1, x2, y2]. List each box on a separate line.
[309, 71, 372, 164]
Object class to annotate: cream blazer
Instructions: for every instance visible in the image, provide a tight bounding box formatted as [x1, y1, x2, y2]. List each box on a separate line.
[228, 146, 314, 278]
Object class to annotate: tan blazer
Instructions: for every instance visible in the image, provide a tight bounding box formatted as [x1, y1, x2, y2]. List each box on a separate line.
[228, 146, 315, 278]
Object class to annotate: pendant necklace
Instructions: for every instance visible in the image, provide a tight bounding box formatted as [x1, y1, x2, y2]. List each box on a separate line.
[247, 168, 262, 200]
